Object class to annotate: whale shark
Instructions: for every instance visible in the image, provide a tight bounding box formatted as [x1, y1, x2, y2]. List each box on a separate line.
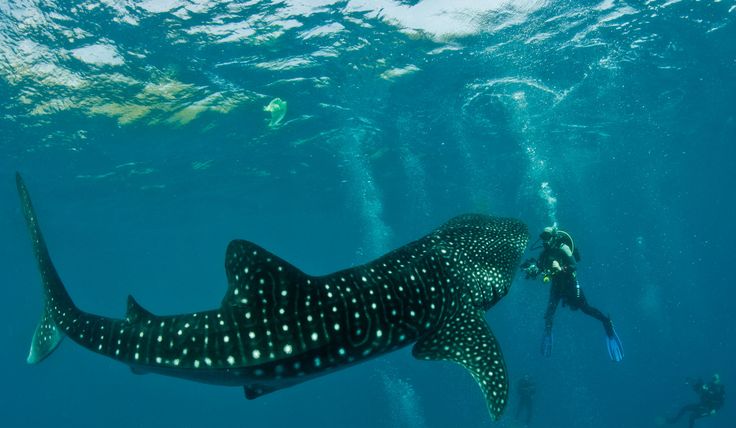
[17, 173, 528, 421]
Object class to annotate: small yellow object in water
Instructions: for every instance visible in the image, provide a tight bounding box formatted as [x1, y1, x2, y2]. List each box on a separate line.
[264, 98, 287, 127]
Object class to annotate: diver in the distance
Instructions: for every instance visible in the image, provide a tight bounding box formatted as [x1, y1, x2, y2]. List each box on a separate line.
[521, 226, 624, 361]
[666, 374, 725, 427]
[515, 374, 536, 427]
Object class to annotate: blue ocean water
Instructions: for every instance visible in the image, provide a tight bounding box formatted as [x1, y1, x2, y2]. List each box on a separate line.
[1, 0, 734, 427]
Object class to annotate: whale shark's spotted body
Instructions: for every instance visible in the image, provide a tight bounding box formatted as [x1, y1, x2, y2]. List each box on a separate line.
[17, 173, 528, 421]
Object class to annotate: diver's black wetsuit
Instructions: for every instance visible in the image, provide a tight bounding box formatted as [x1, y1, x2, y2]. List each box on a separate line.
[668, 379, 725, 427]
[538, 244, 609, 331]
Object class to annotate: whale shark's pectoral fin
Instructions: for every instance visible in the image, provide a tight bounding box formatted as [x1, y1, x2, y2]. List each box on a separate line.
[412, 308, 508, 420]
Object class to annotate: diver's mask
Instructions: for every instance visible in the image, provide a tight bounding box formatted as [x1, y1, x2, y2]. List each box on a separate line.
[540, 226, 557, 245]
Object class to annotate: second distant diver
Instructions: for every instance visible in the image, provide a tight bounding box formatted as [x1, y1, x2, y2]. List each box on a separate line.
[515, 374, 536, 427]
[666, 374, 725, 428]
[521, 226, 624, 362]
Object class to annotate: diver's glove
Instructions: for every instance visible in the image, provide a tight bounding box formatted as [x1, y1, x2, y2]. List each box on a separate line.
[541, 326, 553, 357]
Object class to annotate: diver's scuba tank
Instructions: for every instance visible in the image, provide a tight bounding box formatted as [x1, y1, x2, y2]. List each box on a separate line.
[555, 229, 580, 261]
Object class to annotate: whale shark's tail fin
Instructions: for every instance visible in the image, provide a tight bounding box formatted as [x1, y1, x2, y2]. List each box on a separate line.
[16, 173, 77, 364]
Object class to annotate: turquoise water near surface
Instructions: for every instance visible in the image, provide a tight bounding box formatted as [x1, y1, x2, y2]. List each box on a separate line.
[1, 1, 734, 427]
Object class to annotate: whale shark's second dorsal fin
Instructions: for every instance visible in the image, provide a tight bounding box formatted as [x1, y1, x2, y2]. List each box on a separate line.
[222, 239, 310, 308]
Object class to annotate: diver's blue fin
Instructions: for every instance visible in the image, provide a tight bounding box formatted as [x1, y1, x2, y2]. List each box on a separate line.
[540, 328, 553, 358]
[604, 320, 624, 362]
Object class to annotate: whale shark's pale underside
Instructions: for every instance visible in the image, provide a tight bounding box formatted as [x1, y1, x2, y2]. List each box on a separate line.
[17, 173, 528, 421]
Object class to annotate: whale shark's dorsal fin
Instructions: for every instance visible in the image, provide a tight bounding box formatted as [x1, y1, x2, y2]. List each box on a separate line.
[126, 295, 154, 323]
[222, 239, 310, 308]
[412, 305, 508, 421]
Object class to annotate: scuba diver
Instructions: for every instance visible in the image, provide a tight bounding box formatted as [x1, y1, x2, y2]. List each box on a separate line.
[666, 374, 725, 427]
[515, 374, 536, 427]
[520, 226, 624, 362]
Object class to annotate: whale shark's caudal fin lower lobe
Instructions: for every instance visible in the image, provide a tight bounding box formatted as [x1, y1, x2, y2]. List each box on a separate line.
[16, 173, 78, 364]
